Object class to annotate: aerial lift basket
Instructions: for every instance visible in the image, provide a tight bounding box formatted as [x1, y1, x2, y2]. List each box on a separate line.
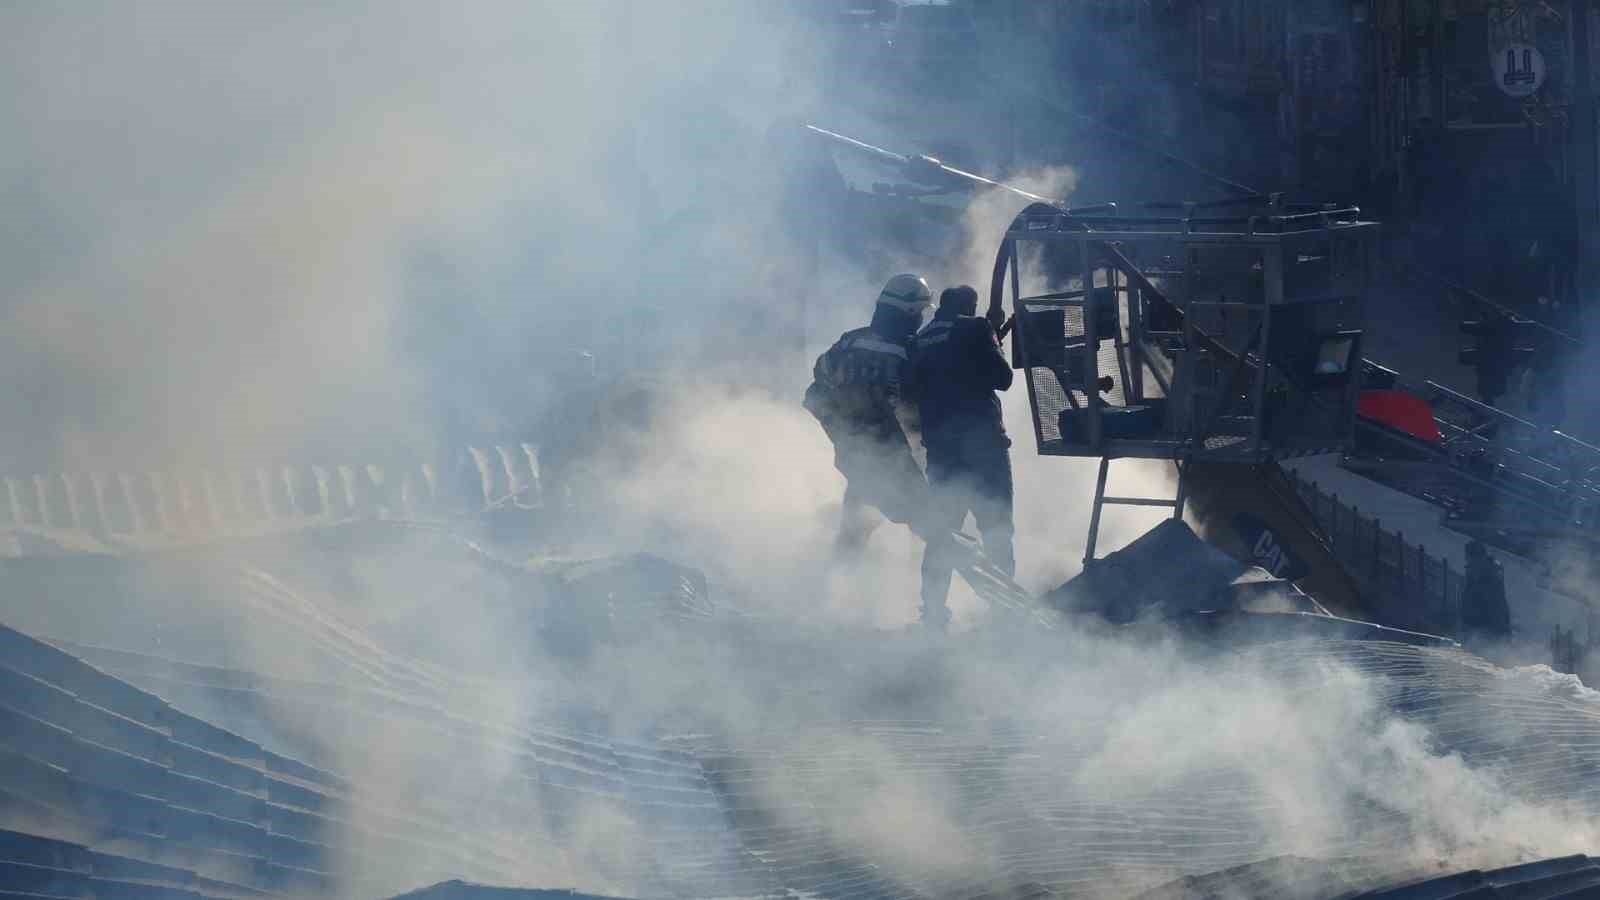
[989, 199, 1381, 560]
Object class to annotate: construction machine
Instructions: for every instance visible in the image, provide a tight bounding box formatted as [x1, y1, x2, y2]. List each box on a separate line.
[803, 121, 1593, 650]
[801, 121, 1392, 629]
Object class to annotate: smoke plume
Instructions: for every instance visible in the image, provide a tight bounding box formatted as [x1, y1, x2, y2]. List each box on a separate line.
[2, 4, 1597, 900]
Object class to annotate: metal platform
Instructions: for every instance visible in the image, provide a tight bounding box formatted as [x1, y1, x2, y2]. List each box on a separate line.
[989, 198, 1379, 562]
[995, 199, 1376, 465]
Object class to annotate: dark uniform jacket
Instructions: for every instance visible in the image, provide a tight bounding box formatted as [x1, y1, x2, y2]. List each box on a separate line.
[909, 313, 1013, 443]
[804, 325, 926, 525]
[806, 326, 916, 441]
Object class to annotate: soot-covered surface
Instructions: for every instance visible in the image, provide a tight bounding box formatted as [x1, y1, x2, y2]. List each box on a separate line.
[1, 524, 1597, 899]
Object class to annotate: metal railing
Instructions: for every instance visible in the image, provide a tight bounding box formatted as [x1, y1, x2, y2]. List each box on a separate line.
[0, 442, 544, 552]
[1286, 468, 1463, 635]
[1352, 365, 1600, 545]
[1422, 380, 1600, 521]
[1372, 250, 1600, 527]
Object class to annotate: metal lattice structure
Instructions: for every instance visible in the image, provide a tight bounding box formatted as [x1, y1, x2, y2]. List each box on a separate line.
[990, 199, 1381, 560]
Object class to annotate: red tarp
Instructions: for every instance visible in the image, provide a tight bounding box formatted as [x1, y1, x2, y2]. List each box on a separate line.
[1357, 390, 1442, 443]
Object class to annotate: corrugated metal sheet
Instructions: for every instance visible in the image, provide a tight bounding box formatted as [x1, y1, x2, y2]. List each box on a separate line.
[4, 602, 1599, 899]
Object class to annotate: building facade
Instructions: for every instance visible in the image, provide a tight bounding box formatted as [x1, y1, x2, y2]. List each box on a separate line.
[1016, 0, 1588, 321]
[1372, 0, 1581, 324]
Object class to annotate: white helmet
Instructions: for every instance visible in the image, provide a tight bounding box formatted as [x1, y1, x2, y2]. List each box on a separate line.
[876, 273, 933, 314]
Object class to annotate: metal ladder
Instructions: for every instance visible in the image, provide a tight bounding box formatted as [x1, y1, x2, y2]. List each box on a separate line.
[1083, 457, 1189, 564]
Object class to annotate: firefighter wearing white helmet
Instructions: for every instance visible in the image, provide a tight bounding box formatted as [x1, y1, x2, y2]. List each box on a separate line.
[804, 274, 933, 560]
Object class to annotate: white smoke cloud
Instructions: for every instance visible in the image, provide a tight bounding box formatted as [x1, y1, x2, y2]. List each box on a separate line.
[3, 4, 1598, 900]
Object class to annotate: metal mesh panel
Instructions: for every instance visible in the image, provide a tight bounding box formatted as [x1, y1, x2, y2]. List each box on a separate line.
[1098, 340, 1127, 405]
[1020, 299, 1128, 450]
[1029, 365, 1073, 446]
[1022, 301, 1084, 448]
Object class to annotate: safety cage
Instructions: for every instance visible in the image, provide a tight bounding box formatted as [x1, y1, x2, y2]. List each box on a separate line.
[991, 200, 1380, 465]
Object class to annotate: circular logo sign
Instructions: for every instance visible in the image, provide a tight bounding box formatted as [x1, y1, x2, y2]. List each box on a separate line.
[1491, 43, 1546, 98]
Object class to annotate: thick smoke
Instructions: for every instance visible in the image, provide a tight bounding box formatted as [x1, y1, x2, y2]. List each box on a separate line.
[0, 1, 812, 469]
[2, 4, 1597, 899]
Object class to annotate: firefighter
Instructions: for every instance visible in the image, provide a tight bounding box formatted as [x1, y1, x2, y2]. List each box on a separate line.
[804, 274, 934, 560]
[910, 285, 1014, 630]
[1460, 540, 1511, 644]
